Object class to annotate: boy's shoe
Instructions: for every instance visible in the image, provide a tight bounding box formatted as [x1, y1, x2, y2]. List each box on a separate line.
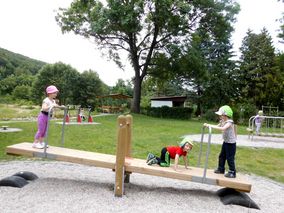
[146, 153, 155, 163]
[224, 171, 236, 178]
[32, 142, 44, 149]
[147, 157, 158, 165]
[214, 169, 225, 174]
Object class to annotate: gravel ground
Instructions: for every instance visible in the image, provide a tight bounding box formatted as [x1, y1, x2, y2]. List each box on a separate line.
[0, 160, 284, 213]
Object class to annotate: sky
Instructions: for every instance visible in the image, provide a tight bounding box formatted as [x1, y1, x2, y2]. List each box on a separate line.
[0, 0, 284, 86]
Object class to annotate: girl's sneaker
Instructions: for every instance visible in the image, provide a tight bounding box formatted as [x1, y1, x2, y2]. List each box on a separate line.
[32, 142, 44, 149]
[40, 142, 49, 148]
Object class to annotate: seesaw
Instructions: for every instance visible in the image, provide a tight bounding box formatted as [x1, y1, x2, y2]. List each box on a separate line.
[5, 115, 252, 196]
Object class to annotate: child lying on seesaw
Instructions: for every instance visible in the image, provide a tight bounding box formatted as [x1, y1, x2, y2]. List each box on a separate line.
[146, 139, 194, 171]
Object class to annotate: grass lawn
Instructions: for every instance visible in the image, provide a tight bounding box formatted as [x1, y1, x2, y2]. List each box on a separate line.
[0, 106, 283, 183]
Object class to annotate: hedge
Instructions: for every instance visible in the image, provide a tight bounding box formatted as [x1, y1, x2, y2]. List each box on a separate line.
[142, 106, 193, 120]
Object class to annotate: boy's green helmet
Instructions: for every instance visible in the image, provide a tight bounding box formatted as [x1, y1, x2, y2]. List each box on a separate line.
[215, 105, 233, 118]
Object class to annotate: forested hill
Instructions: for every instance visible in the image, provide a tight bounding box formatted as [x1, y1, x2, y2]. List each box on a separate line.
[0, 47, 46, 77]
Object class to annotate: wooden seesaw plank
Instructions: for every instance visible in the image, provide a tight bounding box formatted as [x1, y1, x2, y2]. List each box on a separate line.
[125, 158, 251, 192]
[6, 142, 252, 192]
[6, 142, 116, 169]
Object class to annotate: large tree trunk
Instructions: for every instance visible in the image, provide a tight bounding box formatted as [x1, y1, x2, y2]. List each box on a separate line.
[195, 85, 202, 117]
[131, 76, 143, 113]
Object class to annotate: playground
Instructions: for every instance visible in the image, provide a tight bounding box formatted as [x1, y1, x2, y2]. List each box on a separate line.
[1, 107, 284, 211]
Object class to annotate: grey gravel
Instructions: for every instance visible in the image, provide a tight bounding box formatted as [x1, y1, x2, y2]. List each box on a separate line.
[0, 160, 284, 213]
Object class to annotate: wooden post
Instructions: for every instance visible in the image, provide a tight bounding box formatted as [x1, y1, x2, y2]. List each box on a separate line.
[114, 115, 127, 197]
[124, 115, 133, 183]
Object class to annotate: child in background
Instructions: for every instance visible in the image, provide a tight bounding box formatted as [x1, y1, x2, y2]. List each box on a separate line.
[204, 105, 237, 178]
[255, 110, 264, 135]
[146, 139, 194, 171]
[33, 85, 64, 149]
[79, 108, 86, 121]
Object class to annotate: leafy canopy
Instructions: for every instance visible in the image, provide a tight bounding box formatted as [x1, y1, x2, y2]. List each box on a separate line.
[56, 0, 240, 112]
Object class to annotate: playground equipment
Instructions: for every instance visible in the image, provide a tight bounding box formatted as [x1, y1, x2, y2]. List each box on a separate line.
[77, 106, 82, 123]
[58, 105, 97, 125]
[76, 106, 93, 123]
[262, 105, 279, 116]
[44, 105, 68, 153]
[0, 126, 22, 133]
[6, 115, 251, 197]
[0, 171, 38, 188]
[247, 115, 284, 140]
[87, 107, 93, 123]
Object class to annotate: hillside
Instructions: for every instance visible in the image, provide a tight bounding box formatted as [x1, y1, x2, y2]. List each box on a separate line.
[0, 47, 46, 77]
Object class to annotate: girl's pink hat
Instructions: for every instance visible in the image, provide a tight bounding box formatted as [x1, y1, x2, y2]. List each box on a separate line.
[46, 85, 59, 94]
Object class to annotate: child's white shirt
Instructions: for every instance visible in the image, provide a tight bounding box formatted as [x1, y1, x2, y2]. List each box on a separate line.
[41, 97, 55, 112]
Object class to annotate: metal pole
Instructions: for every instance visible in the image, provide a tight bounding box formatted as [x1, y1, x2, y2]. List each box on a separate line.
[197, 126, 205, 167]
[202, 126, 212, 183]
[60, 106, 68, 147]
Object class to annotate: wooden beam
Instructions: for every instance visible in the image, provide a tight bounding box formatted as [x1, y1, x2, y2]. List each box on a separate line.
[124, 115, 133, 183]
[125, 158, 251, 192]
[6, 142, 116, 169]
[114, 116, 127, 197]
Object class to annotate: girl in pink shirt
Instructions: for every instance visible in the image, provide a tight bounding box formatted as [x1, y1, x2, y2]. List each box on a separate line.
[33, 85, 61, 149]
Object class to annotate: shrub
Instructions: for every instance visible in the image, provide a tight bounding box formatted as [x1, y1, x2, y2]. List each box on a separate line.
[203, 109, 217, 122]
[142, 106, 193, 120]
[231, 106, 241, 124]
[234, 102, 257, 125]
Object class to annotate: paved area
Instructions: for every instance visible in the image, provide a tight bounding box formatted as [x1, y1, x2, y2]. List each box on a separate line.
[55, 122, 101, 125]
[184, 134, 284, 149]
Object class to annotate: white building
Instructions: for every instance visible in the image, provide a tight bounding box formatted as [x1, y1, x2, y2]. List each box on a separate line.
[150, 96, 187, 108]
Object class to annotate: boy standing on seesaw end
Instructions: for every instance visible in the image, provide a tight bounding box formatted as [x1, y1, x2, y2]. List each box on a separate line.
[146, 139, 194, 171]
[204, 105, 237, 178]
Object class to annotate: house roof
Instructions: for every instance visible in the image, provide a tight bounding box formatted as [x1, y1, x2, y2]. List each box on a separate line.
[97, 93, 132, 99]
[150, 96, 187, 102]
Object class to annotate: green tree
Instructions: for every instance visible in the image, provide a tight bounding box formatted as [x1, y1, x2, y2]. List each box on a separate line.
[73, 69, 108, 108]
[0, 47, 45, 99]
[201, 40, 238, 111]
[147, 25, 237, 115]
[277, 0, 284, 43]
[0, 72, 35, 96]
[56, 0, 239, 113]
[0, 75, 17, 95]
[274, 53, 284, 110]
[32, 62, 80, 105]
[111, 79, 133, 96]
[239, 29, 283, 108]
[12, 85, 32, 100]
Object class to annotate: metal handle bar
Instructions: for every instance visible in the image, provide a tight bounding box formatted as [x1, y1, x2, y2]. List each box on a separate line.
[43, 105, 68, 157]
[197, 126, 212, 183]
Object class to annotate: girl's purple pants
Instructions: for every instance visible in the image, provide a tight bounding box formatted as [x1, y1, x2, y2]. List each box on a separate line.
[34, 112, 48, 140]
